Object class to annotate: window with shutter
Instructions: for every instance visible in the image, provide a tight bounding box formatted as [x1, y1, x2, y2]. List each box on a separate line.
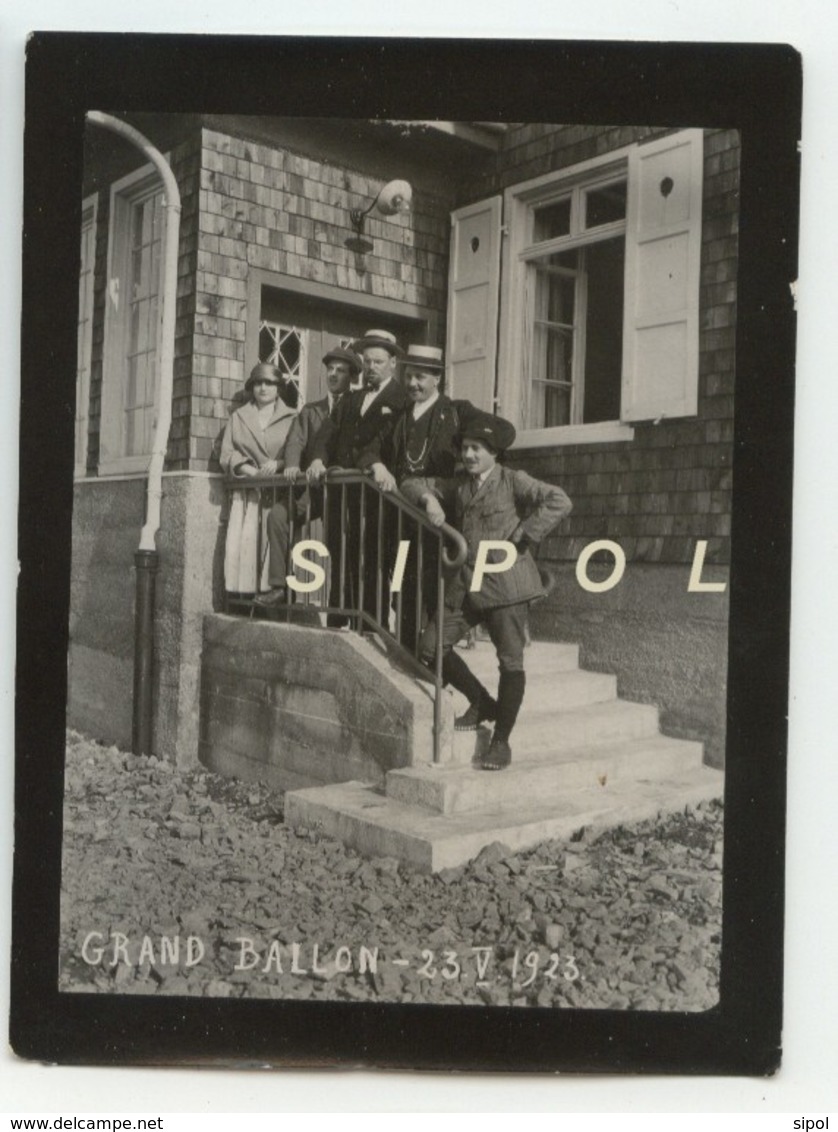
[492, 128, 703, 448]
[446, 196, 502, 410]
[622, 129, 704, 421]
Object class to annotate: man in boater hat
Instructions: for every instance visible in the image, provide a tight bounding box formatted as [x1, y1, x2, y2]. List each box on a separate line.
[361, 343, 473, 646]
[402, 407, 572, 770]
[308, 329, 408, 622]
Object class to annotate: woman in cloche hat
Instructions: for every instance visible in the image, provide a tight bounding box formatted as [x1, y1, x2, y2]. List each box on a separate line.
[219, 362, 298, 596]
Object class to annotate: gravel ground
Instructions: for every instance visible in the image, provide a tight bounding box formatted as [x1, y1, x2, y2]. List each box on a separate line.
[60, 730, 723, 1010]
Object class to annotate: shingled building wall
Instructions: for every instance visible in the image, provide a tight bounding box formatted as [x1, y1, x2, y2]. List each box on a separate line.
[188, 127, 452, 470]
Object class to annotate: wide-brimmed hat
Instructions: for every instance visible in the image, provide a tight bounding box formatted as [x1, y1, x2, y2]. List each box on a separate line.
[351, 328, 404, 358]
[245, 362, 284, 391]
[458, 408, 517, 453]
[322, 346, 362, 374]
[399, 344, 444, 372]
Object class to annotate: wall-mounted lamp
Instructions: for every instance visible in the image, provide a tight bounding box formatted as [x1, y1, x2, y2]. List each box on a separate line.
[345, 179, 413, 273]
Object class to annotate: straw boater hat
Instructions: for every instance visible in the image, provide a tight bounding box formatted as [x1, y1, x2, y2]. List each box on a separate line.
[244, 362, 284, 391]
[399, 345, 445, 372]
[322, 346, 362, 374]
[351, 328, 405, 357]
[458, 407, 517, 453]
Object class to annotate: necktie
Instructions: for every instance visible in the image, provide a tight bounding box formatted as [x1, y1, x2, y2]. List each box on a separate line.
[360, 387, 378, 417]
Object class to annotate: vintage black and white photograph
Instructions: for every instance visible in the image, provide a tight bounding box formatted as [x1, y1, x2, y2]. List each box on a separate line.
[13, 35, 799, 1073]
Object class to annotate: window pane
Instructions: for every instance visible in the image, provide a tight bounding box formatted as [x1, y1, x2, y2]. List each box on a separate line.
[533, 253, 577, 328]
[582, 236, 624, 422]
[151, 195, 164, 243]
[126, 353, 139, 412]
[140, 197, 154, 245]
[132, 202, 145, 248]
[546, 272, 575, 326]
[130, 301, 142, 354]
[585, 181, 627, 228]
[542, 380, 571, 428]
[530, 319, 573, 430]
[532, 197, 571, 241]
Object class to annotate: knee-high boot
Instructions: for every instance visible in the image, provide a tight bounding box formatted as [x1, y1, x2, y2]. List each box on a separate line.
[440, 650, 497, 728]
[493, 670, 526, 742]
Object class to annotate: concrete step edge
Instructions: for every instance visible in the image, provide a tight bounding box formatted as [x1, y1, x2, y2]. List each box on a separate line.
[398, 733, 706, 782]
[388, 736, 707, 812]
[285, 768, 724, 871]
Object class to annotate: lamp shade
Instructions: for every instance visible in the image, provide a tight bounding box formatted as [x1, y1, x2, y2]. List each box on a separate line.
[376, 179, 412, 216]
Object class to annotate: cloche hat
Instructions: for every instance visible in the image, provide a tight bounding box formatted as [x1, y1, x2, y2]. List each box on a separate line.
[245, 362, 284, 391]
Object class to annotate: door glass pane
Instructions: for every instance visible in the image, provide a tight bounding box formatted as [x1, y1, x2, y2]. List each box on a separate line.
[258, 320, 305, 407]
[259, 324, 278, 363]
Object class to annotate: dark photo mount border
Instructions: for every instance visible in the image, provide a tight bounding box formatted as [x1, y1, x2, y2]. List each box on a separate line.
[13, 34, 800, 1073]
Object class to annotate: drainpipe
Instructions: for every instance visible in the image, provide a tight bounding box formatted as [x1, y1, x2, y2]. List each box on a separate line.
[86, 112, 182, 755]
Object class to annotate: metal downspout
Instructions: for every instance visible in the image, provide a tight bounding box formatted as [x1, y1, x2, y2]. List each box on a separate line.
[86, 112, 182, 755]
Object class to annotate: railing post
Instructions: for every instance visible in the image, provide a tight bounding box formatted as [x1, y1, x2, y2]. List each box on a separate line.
[433, 542, 444, 765]
[376, 492, 384, 629]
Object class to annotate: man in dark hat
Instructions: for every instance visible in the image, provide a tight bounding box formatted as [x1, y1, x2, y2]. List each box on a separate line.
[254, 346, 360, 609]
[307, 329, 408, 624]
[401, 408, 572, 770]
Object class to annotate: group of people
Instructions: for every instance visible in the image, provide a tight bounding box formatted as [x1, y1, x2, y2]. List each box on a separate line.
[219, 328, 572, 771]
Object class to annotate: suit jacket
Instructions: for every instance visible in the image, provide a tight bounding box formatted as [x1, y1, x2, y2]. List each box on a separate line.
[401, 464, 572, 609]
[282, 396, 335, 471]
[219, 399, 298, 478]
[311, 377, 408, 470]
[383, 395, 473, 484]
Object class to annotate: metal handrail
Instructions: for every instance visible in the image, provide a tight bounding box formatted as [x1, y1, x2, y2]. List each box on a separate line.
[223, 468, 468, 763]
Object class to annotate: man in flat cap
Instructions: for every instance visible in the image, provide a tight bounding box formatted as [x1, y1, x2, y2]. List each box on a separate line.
[402, 408, 572, 770]
[307, 329, 408, 623]
[255, 345, 360, 609]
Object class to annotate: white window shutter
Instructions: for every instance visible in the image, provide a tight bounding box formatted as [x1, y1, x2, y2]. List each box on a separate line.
[622, 129, 703, 422]
[446, 196, 502, 410]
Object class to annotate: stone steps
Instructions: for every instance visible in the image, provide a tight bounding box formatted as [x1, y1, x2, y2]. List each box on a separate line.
[285, 636, 724, 871]
[452, 640, 580, 682]
[387, 734, 705, 814]
[450, 698, 660, 766]
[285, 765, 724, 873]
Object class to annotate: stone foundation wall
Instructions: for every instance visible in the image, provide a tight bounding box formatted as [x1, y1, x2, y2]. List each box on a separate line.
[68, 472, 225, 765]
[199, 616, 448, 791]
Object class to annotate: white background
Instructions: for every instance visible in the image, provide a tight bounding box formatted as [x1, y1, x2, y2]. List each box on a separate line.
[2, 0, 836, 1115]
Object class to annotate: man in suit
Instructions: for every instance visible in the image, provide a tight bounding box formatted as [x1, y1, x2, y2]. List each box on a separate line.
[363, 344, 472, 649]
[254, 346, 360, 609]
[307, 329, 408, 624]
[402, 408, 572, 770]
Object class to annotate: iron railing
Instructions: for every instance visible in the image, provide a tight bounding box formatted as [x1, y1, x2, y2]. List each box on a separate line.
[223, 470, 468, 762]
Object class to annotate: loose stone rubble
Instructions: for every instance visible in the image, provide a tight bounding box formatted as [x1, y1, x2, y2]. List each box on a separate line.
[60, 730, 722, 1010]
